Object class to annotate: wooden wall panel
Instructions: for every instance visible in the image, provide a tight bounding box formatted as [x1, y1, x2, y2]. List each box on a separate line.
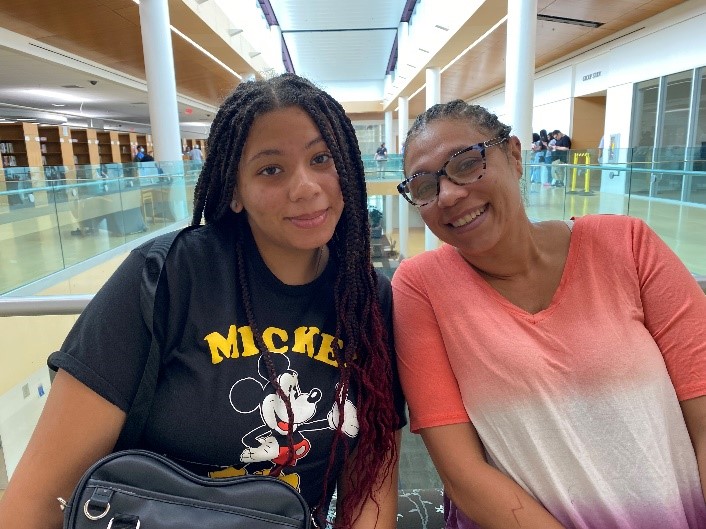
[572, 96, 607, 152]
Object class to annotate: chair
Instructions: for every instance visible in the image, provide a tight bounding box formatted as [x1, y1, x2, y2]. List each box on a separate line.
[141, 191, 156, 224]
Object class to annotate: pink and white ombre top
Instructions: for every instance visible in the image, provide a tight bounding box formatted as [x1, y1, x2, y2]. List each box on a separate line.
[393, 215, 706, 529]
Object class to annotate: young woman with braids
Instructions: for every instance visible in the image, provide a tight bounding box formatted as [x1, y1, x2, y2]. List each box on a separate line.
[392, 100, 706, 528]
[0, 74, 405, 529]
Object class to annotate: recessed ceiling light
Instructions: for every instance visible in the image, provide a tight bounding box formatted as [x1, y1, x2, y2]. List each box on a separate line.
[228, 28, 243, 36]
[434, 25, 449, 31]
[537, 14, 603, 28]
[51, 104, 66, 107]
[249, 51, 261, 58]
[419, 48, 430, 53]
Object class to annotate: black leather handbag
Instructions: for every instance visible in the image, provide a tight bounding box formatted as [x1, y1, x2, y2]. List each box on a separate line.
[60, 449, 312, 529]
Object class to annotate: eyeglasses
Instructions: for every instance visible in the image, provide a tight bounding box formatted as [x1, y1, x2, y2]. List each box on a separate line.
[397, 134, 509, 206]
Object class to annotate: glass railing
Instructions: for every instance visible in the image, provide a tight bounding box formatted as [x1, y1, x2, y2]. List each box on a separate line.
[361, 154, 403, 180]
[367, 148, 705, 275]
[1, 150, 703, 504]
[521, 147, 705, 275]
[1, 150, 705, 295]
[0, 161, 202, 294]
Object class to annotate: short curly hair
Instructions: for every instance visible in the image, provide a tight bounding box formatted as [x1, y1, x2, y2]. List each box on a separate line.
[402, 99, 512, 169]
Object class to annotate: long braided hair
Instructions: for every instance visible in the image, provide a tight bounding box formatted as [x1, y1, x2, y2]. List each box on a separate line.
[192, 74, 398, 528]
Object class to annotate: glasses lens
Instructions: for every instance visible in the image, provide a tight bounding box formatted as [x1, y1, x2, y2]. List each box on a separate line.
[407, 174, 438, 204]
[447, 148, 484, 183]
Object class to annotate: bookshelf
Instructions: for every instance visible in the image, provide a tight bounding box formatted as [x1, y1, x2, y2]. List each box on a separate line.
[0, 124, 29, 169]
[96, 131, 115, 164]
[183, 138, 207, 158]
[69, 129, 91, 165]
[38, 126, 65, 167]
[118, 133, 133, 163]
[136, 134, 147, 150]
[0, 123, 42, 208]
[68, 128, 99, 165]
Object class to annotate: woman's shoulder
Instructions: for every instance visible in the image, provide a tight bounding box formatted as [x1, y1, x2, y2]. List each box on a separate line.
[139, 223, 230, 251]
[574, 214, 651, 248]
[392, 245, 457, 286]
[130, 224, 235, 277]
[576, 214, 645, 231]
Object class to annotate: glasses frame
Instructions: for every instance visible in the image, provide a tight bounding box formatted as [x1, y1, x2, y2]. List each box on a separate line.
[397, 134, 509, 206]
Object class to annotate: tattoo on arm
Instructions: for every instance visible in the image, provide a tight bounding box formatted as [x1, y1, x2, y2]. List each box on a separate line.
[510, 493, 524, 527]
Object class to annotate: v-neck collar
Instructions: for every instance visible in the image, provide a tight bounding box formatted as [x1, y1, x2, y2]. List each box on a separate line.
[448, 219, 582, 323]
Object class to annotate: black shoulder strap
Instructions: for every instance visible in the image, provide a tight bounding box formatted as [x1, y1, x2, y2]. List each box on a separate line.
[114, 227, 193, 450]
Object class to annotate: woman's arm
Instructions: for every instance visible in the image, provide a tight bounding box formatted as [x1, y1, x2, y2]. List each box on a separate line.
[337, 430, 401, 529]
[631, 219, 706, 506]
[681, 395, 706, 505]
[0, 370, 125, 529]
[421, 423, 564, 529]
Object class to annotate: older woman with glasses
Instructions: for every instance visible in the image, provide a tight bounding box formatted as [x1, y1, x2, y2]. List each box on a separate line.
[392, 100, 706, 529]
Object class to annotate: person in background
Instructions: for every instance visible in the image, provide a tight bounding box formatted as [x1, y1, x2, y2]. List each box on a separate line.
[529, 132, 546, 192]
[133, 145, 145, 162]
[550, 129, 571, 187]
[539, 129, 552, 186]
[0, 73, 405, 529]
[374, 142, 388, 178]
[392, 99, 706, 529]
[189, 144, 203, 162]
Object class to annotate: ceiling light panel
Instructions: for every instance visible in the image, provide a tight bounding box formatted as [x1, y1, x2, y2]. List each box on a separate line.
[269, 0, 406, 31]
[283, 29, 396, 82]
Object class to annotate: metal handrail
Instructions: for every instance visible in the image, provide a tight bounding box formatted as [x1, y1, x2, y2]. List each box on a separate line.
[0, 274, 703, 319]
[0, 295, 93, 316]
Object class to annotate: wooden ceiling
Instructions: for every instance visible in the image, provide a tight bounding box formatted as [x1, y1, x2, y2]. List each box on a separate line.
[0, 0, 689, 119]
[0, 0, 244, 108]
[404, 0, 687, 117]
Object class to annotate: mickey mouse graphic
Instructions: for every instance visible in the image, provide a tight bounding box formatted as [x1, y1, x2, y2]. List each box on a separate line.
[228, 353, 358, 489]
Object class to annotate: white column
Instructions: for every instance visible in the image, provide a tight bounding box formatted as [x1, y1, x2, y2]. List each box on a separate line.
[385, 195, 394, 242]
[398, 96, 409, 151]
[397, 96, 410, 258]
[398, 196, 409, 258]
[269, 25, 285, 74]
[424, 67, 441, 251]
[384, 111, 394, 153]
[397, 22, 409, 77]
[426, 67, 441, 109]
[138, 0, 182, 162]
[505, 0, 537, 149]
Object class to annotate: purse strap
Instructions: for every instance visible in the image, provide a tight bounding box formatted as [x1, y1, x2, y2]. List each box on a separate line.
[114, 226, 193, 451]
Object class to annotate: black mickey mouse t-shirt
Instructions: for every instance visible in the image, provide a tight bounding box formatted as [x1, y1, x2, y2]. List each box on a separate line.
[50, 221, 405, 515]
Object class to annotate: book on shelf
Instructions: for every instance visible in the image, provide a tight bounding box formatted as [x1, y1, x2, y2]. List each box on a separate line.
[0, 142, 15, 154]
